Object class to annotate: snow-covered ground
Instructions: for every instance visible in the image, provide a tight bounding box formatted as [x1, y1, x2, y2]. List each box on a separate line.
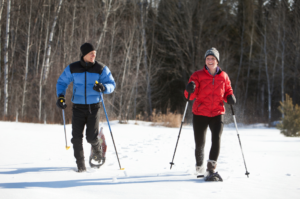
[0, 120, 299, 199]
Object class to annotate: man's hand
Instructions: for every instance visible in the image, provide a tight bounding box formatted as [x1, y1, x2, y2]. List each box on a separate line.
[93, 81, 105, 92]
[56, 95, 67, 109]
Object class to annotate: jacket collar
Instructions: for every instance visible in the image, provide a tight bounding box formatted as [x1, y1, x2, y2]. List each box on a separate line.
[80, 56, 95, 70]
[204, 65, 222, 76]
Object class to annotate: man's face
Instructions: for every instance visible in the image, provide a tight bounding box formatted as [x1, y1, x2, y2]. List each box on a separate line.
[83, 50, 96, 63]
[205, 55, 218, 69]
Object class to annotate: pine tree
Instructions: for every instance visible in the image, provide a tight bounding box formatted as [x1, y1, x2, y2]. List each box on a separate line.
[276, 94, 300, 137]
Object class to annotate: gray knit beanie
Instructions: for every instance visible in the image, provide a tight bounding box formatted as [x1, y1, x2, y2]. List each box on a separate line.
[205, 47, 219, 62]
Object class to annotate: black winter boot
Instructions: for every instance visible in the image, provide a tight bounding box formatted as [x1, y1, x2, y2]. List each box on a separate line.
[91, 142, 102, 162]
[76, 159, 86, 172]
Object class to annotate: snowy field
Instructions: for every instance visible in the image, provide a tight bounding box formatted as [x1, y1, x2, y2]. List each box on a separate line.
[0, 120, 299, 199]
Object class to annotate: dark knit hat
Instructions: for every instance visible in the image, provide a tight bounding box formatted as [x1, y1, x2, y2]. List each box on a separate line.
[80, 43, 95, 57]
[205, 47, 219, 62]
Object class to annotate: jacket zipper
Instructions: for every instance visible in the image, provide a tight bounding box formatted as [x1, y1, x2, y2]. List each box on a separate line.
[212, 77, 214, 117]
[85, 63, 87, 104]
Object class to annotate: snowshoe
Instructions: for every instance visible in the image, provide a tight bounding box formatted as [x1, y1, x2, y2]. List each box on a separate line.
[89, 127, 107, 169]
[204, 171, 223, 182]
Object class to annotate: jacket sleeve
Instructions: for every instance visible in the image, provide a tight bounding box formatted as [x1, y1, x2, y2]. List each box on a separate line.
[56, 65, 73, 97]
[99, 66, 116, 94]
[223, 73, 234, 102]
[184, 72, 200, 101]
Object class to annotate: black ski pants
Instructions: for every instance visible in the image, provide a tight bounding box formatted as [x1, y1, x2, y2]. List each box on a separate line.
[71, 103, 101, 162]
[193, 114, 224, 166]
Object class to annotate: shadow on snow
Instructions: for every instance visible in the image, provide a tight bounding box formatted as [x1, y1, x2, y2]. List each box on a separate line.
[0, 167, 207, 188]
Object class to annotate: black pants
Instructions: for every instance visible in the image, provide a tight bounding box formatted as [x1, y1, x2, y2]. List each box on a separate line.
[193, 114, 224, 166]
[71, 103, 100, 162]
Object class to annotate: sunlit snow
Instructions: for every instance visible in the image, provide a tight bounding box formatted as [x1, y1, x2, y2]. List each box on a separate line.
[0, 120, 299, 199]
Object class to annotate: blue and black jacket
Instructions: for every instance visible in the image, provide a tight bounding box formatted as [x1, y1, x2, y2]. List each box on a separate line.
[56, 58, 116, 104]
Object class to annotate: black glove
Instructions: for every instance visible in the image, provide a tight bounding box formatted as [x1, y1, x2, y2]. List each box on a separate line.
[227, 95, 236, 105]
[186, 81, 196, 94]
[93, 81, 105, 92]
[56, 95, 67, 109]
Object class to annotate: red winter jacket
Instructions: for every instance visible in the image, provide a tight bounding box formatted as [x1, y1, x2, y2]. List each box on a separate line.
[184, 66, 234, 117]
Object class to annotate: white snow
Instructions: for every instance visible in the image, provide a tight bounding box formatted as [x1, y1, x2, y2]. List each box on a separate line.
[0, 120, 299, 199]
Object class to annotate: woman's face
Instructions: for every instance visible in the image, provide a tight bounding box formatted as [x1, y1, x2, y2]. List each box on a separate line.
[205, 55, 218, 70]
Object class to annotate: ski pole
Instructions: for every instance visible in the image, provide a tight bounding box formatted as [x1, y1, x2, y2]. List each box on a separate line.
[230, 105, 250, 178]
[97, 81, 124, 170]
[170, 93, 191, 169]
[62, 109, 71, 150]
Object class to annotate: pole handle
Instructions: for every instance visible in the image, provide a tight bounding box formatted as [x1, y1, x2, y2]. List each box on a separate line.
[230, 105, 235, 116]
[187, 93, 191, 101]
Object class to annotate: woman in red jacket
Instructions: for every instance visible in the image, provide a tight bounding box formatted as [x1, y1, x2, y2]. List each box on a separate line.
[184, 47, 236, 181]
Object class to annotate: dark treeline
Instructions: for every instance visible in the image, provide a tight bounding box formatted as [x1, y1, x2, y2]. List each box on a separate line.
[0, 0, 299, 125]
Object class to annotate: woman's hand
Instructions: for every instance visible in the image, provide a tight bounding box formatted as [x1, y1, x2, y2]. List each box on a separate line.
[186, 81, 196, 94]
[227, 95, 236, 105]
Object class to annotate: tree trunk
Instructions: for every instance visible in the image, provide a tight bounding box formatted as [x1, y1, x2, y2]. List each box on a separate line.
[126, 37, 142, 120]
[281, 28, 285, 118]
[3, 0, 11, 116]
[270, 26, 280, 94]
[261, 83, 264, 117]
[243, 13, 254, 115]
[0, 0, 4, 101]
[108, 17, 117, 113]
[39, 0, 50, 121]
[119, 31, 134, 121]
[21, 0, 32, 117]
[8, 4, 21, 98]
[234, 3, 245, 94]
[0, 0, 5, 78]
[256, 48, 263, 117]
[36, 1, 45, 75]
[140, 0, 152, 115]
[96, 0, 112, 53]
[69, 0, 76, 64]
[263, 24, 271, 125]
[43, 0, 63, 82]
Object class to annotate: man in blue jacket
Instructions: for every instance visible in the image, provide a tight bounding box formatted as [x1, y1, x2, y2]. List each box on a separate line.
[56, 43, 116, 172]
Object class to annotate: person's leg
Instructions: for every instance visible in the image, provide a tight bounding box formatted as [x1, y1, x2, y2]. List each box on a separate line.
[193, 114, 210, 170]
[85, 104, 101, 161]
[71, 105, 87, 172]
[207, 114, 224, 171]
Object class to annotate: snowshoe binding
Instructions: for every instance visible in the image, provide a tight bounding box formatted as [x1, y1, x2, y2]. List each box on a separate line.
[204, 171, 223, 182]
[89, 127, 107, 169]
